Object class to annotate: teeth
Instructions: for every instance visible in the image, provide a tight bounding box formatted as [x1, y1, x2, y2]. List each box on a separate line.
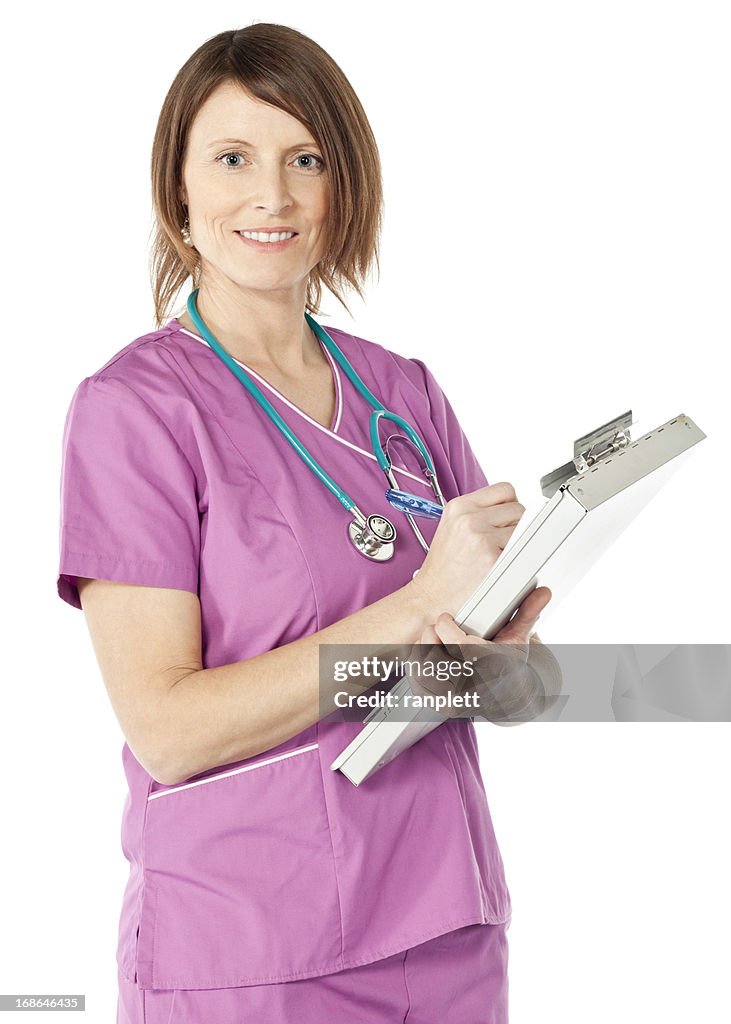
[240, 231, 295, 242]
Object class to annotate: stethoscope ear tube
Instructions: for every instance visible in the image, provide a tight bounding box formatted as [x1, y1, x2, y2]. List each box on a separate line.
[187, 290, 356, 514]
[369, 409, 438, 476]
[187, 290, 444, 561]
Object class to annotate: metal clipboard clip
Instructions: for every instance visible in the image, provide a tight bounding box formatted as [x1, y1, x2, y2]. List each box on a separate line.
[540, 410, 634, 498]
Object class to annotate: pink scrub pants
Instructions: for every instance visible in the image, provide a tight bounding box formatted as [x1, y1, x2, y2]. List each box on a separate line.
[117, 921, 510, 1023]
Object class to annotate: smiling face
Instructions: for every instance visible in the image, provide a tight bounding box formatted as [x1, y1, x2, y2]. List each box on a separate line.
[179, 80, 330, 298]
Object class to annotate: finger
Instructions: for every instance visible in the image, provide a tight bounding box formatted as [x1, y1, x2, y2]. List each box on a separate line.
[417, 614, 463, 662]
[432, 613, 489, 659]
[467, 501, 526, 531]
[471, 482, 518, 506]
[517, 586, 552, 619]
[432, 612, 467, 644]
[495, 587, 552, 643]
[419, 624, 441, 646]
[452, 483, 523, 518]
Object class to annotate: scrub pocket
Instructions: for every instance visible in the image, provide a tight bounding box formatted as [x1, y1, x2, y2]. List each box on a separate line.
[135, 741, 343, 990]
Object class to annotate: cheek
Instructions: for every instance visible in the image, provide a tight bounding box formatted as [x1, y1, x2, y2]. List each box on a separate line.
[191, 176, 239, 216]
[311, 189, 331, 245]
[313, 179, 330, 220]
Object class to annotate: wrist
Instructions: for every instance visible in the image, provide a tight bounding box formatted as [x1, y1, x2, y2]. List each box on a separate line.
[402, 574, 441, 631]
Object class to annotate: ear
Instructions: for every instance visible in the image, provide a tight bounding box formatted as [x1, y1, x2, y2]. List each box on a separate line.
[178, 185, 188, 208]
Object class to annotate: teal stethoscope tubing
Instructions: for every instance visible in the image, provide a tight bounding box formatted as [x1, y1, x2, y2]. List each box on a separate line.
[185, 289, 445, 548]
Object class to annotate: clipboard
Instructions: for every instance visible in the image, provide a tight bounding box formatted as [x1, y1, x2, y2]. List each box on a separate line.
[329, 410, 707, 786]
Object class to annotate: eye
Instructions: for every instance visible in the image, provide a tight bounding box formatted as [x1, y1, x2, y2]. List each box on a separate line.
[216, 151, 325, 172]
[219, 151, 245, 169]
[294, 153, 325, 172]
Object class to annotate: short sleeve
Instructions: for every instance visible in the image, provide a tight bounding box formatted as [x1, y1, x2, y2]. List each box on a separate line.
[57, 375, 201, 610]
[410, 358, 489, 496]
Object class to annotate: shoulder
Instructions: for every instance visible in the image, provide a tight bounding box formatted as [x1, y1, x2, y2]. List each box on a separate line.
[316, 319, 434, 398]
[61, 321, 208, 458]
[77, 317, 432, 391]
[65, 316, 441, 417]
[76, 320, 197, 393]
[63, 319, 221, 431]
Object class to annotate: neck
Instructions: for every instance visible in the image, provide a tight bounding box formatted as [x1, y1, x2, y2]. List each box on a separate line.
[178, 281, 319, 375]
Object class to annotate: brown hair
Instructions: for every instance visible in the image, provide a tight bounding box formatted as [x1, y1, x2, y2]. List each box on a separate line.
[149, 23, 384, 328]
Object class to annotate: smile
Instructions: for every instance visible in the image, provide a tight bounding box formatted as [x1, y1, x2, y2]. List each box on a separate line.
[240, 230, 297, 242]
[237, 231, 299, 251]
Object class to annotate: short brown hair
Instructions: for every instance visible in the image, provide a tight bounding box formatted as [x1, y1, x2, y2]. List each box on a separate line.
[149, 23, 384, 327]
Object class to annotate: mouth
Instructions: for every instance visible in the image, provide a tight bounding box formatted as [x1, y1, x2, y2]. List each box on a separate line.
[236, 229, 299, 252]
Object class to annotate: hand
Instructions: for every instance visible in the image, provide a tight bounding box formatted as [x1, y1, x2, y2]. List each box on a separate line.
[408, 482, 527, 621]
[422, 584, 551, 648]
[407, 586, 559, 723]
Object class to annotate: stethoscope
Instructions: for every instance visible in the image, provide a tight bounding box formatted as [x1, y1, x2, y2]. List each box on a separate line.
[186, 289, 447, 561]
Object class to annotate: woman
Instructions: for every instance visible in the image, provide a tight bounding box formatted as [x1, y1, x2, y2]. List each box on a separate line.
[56, 23, 553, 1024]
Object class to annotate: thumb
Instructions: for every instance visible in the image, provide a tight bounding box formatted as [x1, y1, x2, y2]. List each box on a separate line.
[494, 586, 551, 643]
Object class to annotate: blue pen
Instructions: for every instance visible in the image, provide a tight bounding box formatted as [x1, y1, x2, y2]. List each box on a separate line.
[385, 489, 444, 520]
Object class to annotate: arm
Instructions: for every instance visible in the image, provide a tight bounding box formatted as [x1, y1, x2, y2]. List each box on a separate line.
[78, 576, 431, 787]
[414, 591, 562, 726]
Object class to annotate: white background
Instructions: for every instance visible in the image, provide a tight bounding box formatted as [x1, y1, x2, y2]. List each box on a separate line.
[2, 1, 729, 1021]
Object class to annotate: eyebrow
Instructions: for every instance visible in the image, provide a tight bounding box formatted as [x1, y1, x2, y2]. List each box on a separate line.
[205, 138, 321, 151]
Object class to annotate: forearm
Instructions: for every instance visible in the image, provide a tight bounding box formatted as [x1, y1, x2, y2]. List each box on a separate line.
[158, 580, 430, 785]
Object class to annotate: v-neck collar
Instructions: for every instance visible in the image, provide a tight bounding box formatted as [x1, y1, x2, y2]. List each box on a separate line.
[168, 319, 432, 491]
[171, 319, 344, 435]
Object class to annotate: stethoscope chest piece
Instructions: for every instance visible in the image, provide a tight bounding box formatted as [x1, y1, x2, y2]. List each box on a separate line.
[348, 513, 397, 561]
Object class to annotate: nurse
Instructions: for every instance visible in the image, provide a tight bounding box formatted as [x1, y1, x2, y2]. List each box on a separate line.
[56, 23, 555, 1024]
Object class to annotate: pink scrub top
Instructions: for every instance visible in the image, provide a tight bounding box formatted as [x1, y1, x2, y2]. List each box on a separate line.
[56, 316, 512, 991]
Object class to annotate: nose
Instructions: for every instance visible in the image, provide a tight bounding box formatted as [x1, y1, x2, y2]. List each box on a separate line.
[248, 161, 295, 212]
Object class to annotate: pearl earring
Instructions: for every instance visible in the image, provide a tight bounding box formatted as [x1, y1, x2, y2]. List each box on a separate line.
[181, 216, 193, 247]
